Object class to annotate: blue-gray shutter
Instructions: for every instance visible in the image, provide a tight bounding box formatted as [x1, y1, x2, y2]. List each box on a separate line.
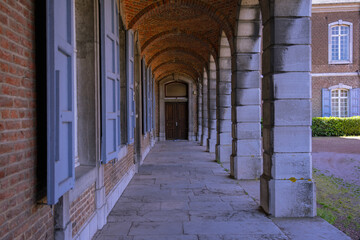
[350, 88, 360, 116]
[152, 74, 156, 129]
[147, 68, 151, 132]
[127, 30, 135, 143]
[46, 0, 75, 205]
[141, 60, 147, 134]
[148, 70, 152, 131]
[100, 0, 120, 163]
[322, 88, 331, 117]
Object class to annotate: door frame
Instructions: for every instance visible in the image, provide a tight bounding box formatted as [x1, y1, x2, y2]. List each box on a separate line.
[159, 77, 195, 141]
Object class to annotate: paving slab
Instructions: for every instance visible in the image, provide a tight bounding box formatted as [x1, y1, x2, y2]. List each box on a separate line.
[128, 222, 183, 235]
[183, 221, 284, 235]
[94, 141, 351, 240]
[272, 217, 352, 240]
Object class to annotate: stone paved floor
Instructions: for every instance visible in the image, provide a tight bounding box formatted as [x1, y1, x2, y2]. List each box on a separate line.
[94, 141, 350, 240]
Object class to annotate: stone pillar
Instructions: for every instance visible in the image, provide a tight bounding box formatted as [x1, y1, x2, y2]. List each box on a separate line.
[231, 5, 262, 179]
[201, 69, 208, 146]
[216, 33, 232, 164]
[260, 0, 316, 217]
[54, 193, 72, 240]
[207, 56, 217, 153]
[197, 83, 203, 142]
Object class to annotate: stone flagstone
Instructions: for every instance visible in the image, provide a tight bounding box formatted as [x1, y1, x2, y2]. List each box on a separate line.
[94, 141, 350, 240]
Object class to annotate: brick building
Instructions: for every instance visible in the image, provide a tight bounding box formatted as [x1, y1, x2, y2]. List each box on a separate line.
[312, 0, 360, 117]
[0, 0, 337, 239]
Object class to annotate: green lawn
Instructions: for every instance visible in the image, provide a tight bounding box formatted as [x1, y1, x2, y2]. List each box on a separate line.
[313, 168, 360, 239]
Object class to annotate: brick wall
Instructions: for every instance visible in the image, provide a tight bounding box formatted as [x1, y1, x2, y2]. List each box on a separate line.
[70, 183, 96, 237]
[0, 1, 54, 239]
[104, 145, 134, 196]
[312, 11, 360, 73]
[311, 10, 360, 117]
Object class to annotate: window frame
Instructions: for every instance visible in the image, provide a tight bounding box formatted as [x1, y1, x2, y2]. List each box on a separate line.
[331, 88, 349, 117]
[126, 30, 135, 144]
[328, 20, 353, 64]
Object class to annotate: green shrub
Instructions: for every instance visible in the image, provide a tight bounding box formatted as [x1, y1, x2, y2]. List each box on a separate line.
[312, 117, 360, 136]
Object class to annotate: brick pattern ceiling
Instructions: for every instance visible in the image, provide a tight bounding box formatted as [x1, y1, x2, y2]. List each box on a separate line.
[121, 0, 238, 81]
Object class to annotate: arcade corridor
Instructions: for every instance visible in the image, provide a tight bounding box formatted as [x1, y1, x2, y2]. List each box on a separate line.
[1, 0, 355, 239]
[93, 141, 348, 240]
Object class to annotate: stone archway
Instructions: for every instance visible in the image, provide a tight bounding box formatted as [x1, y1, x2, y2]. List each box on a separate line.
[230, 0, 315, 217]
[159, 76, 196, 141]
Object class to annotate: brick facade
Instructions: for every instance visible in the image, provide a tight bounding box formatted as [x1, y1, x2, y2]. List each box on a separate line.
[312, 7, 360, 117]
[0, 0, 334, 238]
[0, 0, 156, 239]
[104, 145, 135, 196]
[70, 184, 95, 237]
[0, 0, 54, 239]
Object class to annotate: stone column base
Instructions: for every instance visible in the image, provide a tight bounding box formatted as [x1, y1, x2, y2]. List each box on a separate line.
[230, 155, 262, 180]
[215, 144, 231, 163]
[201, 133, 208, 147]
[207, 138, 216, 153]
[260, 175, 316, 217]
[159, 133, 166, 141]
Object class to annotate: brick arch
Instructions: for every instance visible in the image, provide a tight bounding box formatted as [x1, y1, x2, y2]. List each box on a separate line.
[157, 72, 196, 83]
[153, 61, 201, 79]
[148, 47, 207, 66]
[153, 59, 202, 75]
[141, 29, 217, 60]
[150, 51, 206, 72]
[156, 70, 198, 82]
[154, 63, 200, 80]
[127, 0, 234, 51]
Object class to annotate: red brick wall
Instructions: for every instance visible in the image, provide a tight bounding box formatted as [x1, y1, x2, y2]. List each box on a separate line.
[0, 1, 54, 240]
[311, 10, 360, 117]
[312, 11, 360, 73]
[104, 145, 134, 196]
[70, 183, 96, 237]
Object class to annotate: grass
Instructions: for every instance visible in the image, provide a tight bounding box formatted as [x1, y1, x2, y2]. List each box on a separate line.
[313, 168, 360, 239]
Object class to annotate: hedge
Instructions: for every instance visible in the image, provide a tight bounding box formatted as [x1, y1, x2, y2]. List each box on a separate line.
[312, 117, 360, 136]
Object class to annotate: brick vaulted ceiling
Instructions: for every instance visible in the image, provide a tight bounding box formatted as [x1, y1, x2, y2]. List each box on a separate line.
[120, 0, 239, 81]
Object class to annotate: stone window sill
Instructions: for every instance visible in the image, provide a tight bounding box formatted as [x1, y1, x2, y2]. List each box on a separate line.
[69, 165, 97, 203]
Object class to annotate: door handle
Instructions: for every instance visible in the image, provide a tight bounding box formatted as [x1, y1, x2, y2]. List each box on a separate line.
[176, 122, 178, 127]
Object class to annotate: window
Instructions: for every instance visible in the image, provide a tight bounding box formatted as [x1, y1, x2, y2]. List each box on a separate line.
[141, 59, 147, 134]
[331, 89, 348, 117]
[100, 0, 121, 163]
[322, 84, 360, 117]
[147, 67, 151, 132]
[127, 30, 135, 143]
[329, 20, 353, 64]
[46, 0, 76, 204]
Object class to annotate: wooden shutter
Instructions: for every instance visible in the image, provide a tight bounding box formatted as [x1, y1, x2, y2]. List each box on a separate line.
[100, 0, 120, 163]
[152, 73, 156, 129]
[141, 60, 147, 134]
[146, 68, 151, 132]
[47, 0, 75, 204]
[148, 70, 153, 131]
[322, 88, 331, 117]
[350, 88, 360, 116]
[127, 30, 135, 143]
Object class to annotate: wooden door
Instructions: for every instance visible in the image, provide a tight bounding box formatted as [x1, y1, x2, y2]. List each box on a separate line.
[165, 102, 188, 140]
